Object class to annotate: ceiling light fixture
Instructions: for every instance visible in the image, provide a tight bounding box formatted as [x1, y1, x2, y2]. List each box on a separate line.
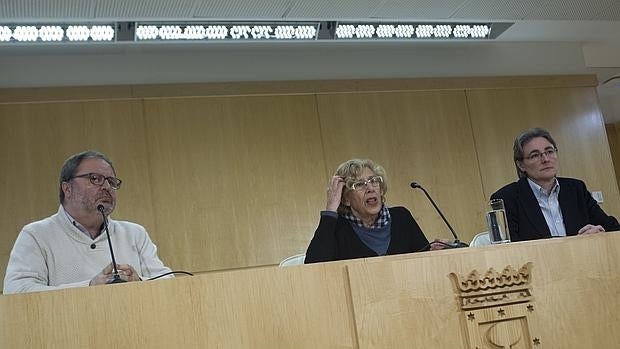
[335, 22, 512, 40]
[0, 21, 513, 45]
[135, 22, 320, 41]
[0, 24, 115, 43]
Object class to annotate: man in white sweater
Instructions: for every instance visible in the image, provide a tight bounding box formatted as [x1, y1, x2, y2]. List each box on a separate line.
[3, 151, 172, 294]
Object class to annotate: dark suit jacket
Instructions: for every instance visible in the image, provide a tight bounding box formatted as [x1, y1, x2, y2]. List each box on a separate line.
[491, 177, 619, 242]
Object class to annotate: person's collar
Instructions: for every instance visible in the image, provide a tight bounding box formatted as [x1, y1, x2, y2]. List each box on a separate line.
[60, 205, 104, 239]
[343, 204, 390, 229]
[527, 177, 559, 196]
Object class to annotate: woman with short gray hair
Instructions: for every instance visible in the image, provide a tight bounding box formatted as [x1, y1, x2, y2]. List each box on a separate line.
[305, 158, 431, 263]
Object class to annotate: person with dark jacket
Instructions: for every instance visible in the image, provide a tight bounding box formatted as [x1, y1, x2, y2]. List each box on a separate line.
[491, 128, 619, 242]
[305, 159, 433, 263]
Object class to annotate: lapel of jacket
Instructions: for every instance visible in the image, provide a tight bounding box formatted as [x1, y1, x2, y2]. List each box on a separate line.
[518, 177, 551, 238]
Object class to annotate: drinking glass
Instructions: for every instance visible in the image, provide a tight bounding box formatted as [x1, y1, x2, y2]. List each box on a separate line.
[486, 199, 511, 244]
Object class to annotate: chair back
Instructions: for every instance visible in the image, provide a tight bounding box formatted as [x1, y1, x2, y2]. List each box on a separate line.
[279, 253, 306, 267]
[470, 232, 491, 247]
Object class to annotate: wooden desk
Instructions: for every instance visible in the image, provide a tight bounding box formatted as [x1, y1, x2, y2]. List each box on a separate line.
[1, 233, 618, 348]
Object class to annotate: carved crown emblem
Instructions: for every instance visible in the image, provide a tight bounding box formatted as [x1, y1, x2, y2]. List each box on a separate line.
[452, 262, 532, 292]
[450, 262, 533, 310]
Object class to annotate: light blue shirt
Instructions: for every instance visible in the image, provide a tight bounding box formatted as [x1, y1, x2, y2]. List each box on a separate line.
[527, 178, 566, 237]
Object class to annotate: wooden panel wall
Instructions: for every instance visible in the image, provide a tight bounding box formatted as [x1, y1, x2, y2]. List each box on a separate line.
[468, 87, 620, 218]
[0, 100, 158, 281]
[317, 91, 487, 240]
[1, 75, 617, 284]
[142, 95, 325, 271]
[606, 122, 620, 191]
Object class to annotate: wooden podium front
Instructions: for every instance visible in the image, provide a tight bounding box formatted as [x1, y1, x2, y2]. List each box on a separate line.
[1, 233, 619, 348]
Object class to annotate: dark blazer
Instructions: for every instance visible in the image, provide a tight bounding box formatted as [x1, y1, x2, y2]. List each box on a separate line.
[491, 177, 619, 242]
[304, 206, 430, 263]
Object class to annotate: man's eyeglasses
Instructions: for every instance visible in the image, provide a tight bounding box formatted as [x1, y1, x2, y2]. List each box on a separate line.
[71, 173, 122, 190]
[523, 148, 558, 162]
[347, 176, 383, 191]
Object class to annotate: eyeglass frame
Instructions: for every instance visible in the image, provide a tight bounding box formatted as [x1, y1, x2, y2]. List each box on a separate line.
[70, 172, 122, 190]
[522, 147, 558, 162]
[346, 175, 383, 191]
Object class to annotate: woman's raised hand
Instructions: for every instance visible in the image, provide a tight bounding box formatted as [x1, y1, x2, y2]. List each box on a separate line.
[326, 176, 346, 212]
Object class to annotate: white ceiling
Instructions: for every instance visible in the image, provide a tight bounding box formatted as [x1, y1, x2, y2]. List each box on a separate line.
[1, 0, 619, 123]
[1, 0, 619, 21]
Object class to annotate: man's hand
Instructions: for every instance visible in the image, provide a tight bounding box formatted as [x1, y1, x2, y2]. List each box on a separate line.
[430, 238, 454, 250]
[90, 263, 141, 286]
[577, 224, 605, 235]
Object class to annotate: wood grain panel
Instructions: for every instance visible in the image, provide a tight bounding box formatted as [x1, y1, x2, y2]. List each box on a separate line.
[468, 87, 620, 217]
[131, 75, 596, 99]
[0, 74, 596, 103]
[1, 229, 617, 348]
[316, 91, 487, 243]
[0, 263, 357, 348]
[0, 86, 134, 104]
[1, 77, 616, 287]
[606, 122, 620, 191]
[142, 95, 325, 272]
[0, 100, 156, 283]
[347, 233, 620, 348]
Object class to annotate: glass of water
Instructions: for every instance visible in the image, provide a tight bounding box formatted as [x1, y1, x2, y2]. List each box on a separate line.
[486, 199, 511, 244]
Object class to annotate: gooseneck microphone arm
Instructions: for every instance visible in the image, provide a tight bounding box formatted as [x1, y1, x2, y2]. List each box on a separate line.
[97, 205, 126, 284]
[410, 182, 468, 248]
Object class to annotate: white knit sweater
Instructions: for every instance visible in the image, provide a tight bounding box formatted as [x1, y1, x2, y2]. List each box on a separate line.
[3, 206, 172, 294]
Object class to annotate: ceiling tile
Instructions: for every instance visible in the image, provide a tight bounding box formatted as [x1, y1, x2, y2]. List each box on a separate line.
[372, 0, 466, 20]
[194, 0, 292, 19]
[95, 0, 196, 19]
[286, 0, 383, 19]
[0, 0, 95, 19]
[524, 0, 616, 20]
[594, 2, 620, 20]
[452, 0, 538, 20]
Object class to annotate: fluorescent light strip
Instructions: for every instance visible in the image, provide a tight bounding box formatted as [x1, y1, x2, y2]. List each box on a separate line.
[336, 23, 491, 40]
[0, 24, 115, 43]
[135, 23, 319, 41]
[0, 22, 512, 44]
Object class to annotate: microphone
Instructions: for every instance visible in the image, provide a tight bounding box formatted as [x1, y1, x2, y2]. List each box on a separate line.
[97, 204, 126, 284]
[410, 182, 469, 248]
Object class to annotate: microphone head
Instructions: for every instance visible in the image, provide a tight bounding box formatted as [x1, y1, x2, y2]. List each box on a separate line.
[96, 204, 105, 213]
[410, 182, 421, 189]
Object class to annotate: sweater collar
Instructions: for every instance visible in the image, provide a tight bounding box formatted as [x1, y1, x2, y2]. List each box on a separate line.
[58, 205, 107, 241]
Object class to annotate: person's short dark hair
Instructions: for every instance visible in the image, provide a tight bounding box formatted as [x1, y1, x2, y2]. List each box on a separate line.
[513, 128, 557, 178]
[59, 151, 115, 204]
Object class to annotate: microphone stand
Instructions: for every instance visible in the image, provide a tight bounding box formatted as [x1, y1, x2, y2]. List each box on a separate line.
[97, 205, 126, 284]
[410, 182, 469, 248]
